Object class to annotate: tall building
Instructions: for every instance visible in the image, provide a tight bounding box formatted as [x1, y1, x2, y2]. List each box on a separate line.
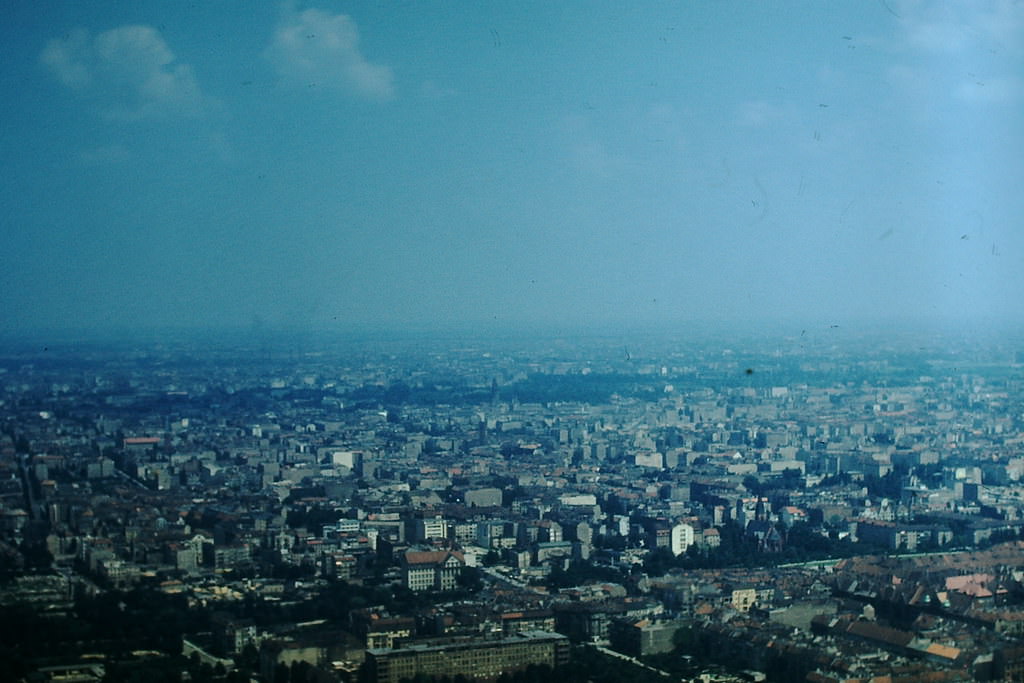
[670, 522, 694, 556]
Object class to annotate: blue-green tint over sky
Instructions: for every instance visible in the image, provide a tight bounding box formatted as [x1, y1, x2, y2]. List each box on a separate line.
[2, 1, 1021, 336]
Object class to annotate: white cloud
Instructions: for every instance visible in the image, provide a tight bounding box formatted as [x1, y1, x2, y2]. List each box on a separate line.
[896, 0, 1024, 55]
[41, 25, 203, 120]
[884, 1, 1024, 110]
[902, 6, 973, 53]
[266, 9, 394, 100]
[40, 28, 92, 89]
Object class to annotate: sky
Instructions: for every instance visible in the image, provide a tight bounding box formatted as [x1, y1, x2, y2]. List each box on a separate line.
[1, 1, 1022, 339]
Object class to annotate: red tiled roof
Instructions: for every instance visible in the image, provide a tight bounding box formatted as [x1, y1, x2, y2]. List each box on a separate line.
[403, 550, 464, 566]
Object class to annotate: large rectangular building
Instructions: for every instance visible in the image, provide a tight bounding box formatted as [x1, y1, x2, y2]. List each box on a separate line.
[400, 549, 465, 592]
[365, 631, 569, 683]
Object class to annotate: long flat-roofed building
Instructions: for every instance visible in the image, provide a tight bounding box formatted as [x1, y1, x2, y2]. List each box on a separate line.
[365, 631, 569, 683]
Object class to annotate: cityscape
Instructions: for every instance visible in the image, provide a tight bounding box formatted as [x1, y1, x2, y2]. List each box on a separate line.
[3, 1, 1023, 681]
[3, 325, 1024, 682]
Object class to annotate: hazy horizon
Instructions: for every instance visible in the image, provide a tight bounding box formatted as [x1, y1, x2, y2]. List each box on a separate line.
[3, 1, 1021, 337]
[3, 315, 1022, 355]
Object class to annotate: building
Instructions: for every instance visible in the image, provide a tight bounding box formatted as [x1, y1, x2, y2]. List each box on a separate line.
[670, 522, 694, 556]
[535, 541, 572, 565]
[414, 516, 447, 542]
[212, 613, 259, 654]
[210, 542, 252, 571]
[730, 586, 758, 612]
[465, 487, 503, 507]
[400, 549, 465, 592]
[28, 663, 106, 682]
[366, 618, 415, 649]
[499, 609, 555, 635]
[609, 618, 685, 657]
[321, 553, 357, 580]
[365, 631, 569, 683]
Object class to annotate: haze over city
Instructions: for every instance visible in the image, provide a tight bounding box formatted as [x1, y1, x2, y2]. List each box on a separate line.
[7, 5, 1024, 682]
[2, 0, 1021, 339]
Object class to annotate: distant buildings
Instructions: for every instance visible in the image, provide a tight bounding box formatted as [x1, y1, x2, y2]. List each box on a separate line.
[5, 331, 1024, 681]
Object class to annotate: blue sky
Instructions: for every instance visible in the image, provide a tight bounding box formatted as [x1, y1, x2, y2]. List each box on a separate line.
[2, 1, 1021, 337]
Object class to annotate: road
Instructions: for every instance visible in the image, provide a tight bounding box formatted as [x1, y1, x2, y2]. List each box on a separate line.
[18, 454, 41, 521]
[480, 566, 537, 590]
[591, 644, 676, 679]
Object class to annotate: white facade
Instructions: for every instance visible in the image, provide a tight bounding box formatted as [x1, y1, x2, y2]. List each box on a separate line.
[670, 523, 694, 556]
[416, 516, 447, 541]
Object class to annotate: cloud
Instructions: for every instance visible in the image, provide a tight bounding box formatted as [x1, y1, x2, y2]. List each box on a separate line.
[41, 25, 203, 120]
[884, 2, 1024, 109]
[895, 0, 1024, 56]
[40, 28, 93, 88]
[266, 9, 394, 100]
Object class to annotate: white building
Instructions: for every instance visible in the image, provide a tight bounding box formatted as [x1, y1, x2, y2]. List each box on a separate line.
[670, 523, 694, 556]
[416, 516, 447, 542]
